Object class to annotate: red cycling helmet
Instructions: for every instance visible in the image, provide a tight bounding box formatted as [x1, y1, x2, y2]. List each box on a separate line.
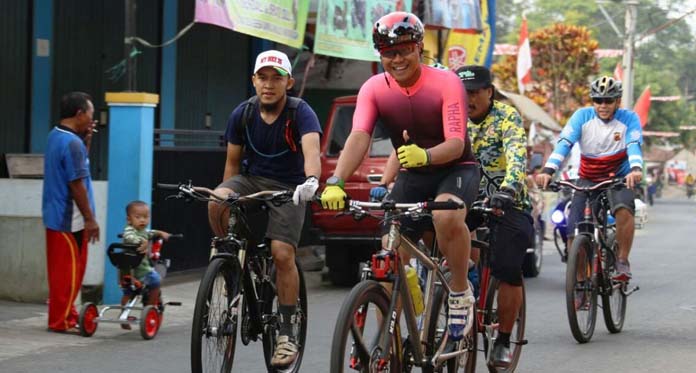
[372, 11, 424, 51]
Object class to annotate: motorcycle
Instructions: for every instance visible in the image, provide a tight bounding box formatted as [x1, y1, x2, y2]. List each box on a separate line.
[550, 186, 616, 262]
[550, 186, 572, 262]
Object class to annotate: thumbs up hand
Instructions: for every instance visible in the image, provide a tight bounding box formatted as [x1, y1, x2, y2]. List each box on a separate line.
[396, 131, 430, 168]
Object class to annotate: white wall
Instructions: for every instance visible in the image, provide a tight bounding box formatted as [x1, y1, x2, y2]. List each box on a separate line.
[0, 179, 107, 301]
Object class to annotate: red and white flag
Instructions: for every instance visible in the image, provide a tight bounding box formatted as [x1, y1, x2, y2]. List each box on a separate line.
[516, 17, 533, 93]
[613, 62, 624, 81]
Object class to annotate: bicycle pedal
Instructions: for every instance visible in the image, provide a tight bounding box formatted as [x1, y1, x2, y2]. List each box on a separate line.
[166, 301, 182, 306]
[513, 339, 528, 345]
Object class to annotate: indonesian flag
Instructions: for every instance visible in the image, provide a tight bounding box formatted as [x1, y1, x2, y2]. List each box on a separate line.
[613, 62, 624, 81]
[634, 86, 651, 128]
[516, 17, 532, 93]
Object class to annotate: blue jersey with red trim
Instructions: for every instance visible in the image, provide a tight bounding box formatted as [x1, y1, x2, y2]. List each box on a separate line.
[544, 107, 643, 181]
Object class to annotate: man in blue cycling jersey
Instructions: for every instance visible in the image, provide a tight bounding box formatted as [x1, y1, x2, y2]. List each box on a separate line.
[536, 76, 643, 282]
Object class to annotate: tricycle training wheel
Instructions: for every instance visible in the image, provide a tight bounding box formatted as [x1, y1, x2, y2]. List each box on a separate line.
[79, 302, 99, 337]
[139, 305, 161, 340]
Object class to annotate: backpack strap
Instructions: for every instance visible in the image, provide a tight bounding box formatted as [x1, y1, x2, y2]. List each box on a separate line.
[237, 96, 259, 147]
[284, 96, 302, 152]
[238, 96, 303, 156]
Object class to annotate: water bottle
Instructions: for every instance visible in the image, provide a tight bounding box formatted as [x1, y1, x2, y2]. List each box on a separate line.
[405, 265, 425, 316]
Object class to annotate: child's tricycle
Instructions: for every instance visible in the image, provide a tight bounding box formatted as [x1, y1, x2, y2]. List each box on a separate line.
[78, 235, 183, 339]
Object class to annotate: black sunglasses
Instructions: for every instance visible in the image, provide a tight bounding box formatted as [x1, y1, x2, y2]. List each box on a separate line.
[592, 97, 617, 105]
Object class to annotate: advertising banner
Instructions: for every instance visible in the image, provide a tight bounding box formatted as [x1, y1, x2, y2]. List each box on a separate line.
[194, 0, 309, 48]
[420, 0, 482, 31]
[314, 0, 413, 61]
[443, 0, 494, 69]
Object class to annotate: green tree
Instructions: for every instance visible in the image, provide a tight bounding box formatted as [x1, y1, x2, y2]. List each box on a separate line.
[495, 0, 696, 147]
[493, 23, 599, 125]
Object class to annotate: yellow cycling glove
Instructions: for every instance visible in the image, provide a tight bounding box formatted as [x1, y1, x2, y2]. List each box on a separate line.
[321, 185, 347, 210]
[397, 143, 431, 168]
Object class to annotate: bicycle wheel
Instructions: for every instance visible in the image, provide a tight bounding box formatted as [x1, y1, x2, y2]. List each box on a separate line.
[565, 235, 598, 343]
[330, 280, 402, 373]
[262, 260, 308, 373]
[483, 278, 526, 373]
[425, 278, 477, 373]
[601, 238, 626, 333]
[191, 257, 241, 373]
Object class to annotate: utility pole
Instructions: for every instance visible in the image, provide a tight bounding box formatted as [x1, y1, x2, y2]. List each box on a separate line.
[125, 0, 137, 91]
[621, 0, 638, 108]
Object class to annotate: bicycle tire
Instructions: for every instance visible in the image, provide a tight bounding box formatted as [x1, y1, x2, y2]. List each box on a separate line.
[565, 235, 598, 343]
[425, 277, 477, 373]
[330, 280, 402, 373]
[601, 238, 627, 333]
[483, 278, 526, 373]
[262, 259, 308, 373]
[191, 257, 241, 373]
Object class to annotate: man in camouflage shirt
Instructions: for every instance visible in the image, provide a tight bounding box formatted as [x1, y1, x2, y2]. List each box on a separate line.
[456, 65, 534, 368]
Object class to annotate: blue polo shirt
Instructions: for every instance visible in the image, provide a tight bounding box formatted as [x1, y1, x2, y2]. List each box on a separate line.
[224, 97, 322, 185]
[42, 126, 96, 232]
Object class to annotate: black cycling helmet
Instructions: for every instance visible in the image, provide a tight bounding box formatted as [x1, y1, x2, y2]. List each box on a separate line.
[372, 11, 424, 51]
[590, 76, 622, 99]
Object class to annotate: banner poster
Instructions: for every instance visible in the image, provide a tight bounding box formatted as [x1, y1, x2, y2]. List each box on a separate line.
[194, 0, 309, 48]
[443, 0, 494, 70]
[420, 0, 482, 31]
[314, 0, 413, 61]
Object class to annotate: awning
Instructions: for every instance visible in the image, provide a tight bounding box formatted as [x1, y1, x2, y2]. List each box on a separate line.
[498, 90, 563, 132]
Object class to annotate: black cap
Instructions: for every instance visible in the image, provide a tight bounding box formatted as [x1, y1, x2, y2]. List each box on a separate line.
[455, 65, 492, 90]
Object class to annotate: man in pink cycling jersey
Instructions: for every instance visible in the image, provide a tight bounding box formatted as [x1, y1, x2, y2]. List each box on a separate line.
[320, 11, 480, 341]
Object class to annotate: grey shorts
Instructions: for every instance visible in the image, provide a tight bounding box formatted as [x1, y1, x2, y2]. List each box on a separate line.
[217, 174, 304, 248]
[567, 178, 635, 238]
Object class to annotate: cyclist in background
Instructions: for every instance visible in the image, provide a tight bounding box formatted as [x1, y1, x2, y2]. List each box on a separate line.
[536, 76, 643, 282]
[320, 11, 480, 342]
[457, 65, 533, 367]
[207, 50, 322, 368]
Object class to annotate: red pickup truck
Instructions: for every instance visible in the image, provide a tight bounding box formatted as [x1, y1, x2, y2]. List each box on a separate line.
[312, 96, 544, 285]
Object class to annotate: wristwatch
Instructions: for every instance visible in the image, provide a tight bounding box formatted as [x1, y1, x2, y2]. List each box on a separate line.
[326, 176, 345, 189]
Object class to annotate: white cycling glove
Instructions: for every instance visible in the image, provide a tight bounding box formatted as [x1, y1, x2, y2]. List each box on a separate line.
[293, 176, 319, 205]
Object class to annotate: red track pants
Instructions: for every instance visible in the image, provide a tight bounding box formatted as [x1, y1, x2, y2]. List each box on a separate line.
[45, 229, 88, 331]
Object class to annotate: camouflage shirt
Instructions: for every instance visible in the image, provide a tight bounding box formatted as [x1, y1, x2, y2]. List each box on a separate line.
[468, 100, 531, 212]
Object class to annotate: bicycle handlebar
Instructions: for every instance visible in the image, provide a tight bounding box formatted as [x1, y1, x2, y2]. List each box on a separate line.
[348, 199, 464, 211]
[157, 182, 293, 205]
[548, 178, 625, 193]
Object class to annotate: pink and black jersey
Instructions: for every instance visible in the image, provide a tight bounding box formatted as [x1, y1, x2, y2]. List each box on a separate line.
[352, 65, 476, 171]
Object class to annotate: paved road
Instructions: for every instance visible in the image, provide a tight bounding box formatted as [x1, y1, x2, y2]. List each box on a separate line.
[1, 196, 695, 372]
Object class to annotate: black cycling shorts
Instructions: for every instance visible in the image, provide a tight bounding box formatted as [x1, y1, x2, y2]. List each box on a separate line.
[566, 178, 635, 238]
[383, 164, 480, 241]
[467, 208, 534, 286]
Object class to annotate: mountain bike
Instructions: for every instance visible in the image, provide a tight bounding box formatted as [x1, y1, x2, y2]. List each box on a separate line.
[468, 200, 527, 373]
[158, 182, 308, 373]
[549, 178, 640, 343]
[329, 198, 477, 372]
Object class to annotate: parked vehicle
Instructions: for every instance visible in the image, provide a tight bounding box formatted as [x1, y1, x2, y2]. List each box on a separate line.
[525, 176, 546, 277]
[311, 96, 393, 286]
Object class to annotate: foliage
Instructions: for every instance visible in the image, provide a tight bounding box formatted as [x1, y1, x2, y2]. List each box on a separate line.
[495, 0, 696, 148]
[492, 23, 599, 125]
